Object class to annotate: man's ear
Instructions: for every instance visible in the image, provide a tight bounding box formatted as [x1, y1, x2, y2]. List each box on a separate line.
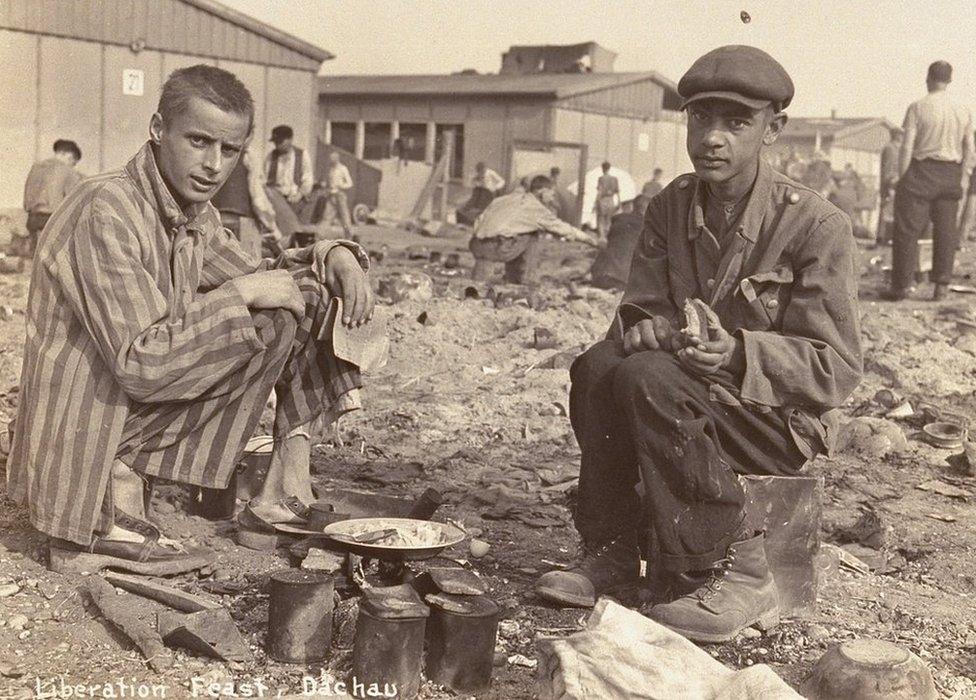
[763, 112, 788, 146]
[149, 113, 164, 145]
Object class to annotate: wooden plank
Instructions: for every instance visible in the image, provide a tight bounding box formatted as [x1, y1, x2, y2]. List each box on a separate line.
[103, 572, 222, 612]
[85, 576, 173, 672]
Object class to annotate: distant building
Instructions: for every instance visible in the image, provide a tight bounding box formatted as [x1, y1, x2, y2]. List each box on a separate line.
[0, 0, 332, 207]
[501, 42, 617, 74]
[319, 48, 690, 224]
[769, 116, 897, 193]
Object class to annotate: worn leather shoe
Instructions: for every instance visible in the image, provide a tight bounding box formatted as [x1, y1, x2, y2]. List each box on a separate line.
[536, 533, 640, 608]
[645, 533, 779, 643]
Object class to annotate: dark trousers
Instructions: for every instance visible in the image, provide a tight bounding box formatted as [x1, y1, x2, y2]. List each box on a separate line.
[570, 341, 805, 572]
[469, 232, 541, 284]
[891, 159, 964, 289]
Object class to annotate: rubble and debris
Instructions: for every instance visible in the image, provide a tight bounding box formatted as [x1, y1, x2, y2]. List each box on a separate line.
[157, 608, 251, 662]
[377, 272, 434, 303]
[102, 572, 221, 613]
[915, 479, 970, 499]
[83, 576, 173, 672]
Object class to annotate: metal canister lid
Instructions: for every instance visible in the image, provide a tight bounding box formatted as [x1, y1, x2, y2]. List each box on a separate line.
[425, 592, 499, 618]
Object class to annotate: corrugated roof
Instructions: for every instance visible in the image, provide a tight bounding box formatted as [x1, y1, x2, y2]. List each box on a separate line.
[182, 0, 333, 62]
[319, 71, 677, 99]
[785, 117, 896, 139]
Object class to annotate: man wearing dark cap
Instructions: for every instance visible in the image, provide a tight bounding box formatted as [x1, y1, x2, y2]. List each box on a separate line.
[265, 124, 314, 209]
[886, 61, 974, 301]
[536, 45, 862, 643]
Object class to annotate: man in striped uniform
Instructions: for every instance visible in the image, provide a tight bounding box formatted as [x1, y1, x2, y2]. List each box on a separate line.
[7, 65, 374, 574]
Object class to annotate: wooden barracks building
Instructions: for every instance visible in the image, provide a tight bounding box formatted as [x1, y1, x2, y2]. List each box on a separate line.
[0, 0, 332, 207]
[318, 43, 692, 192]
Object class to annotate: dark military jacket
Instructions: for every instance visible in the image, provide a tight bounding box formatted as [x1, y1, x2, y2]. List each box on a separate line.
[612, 160, 862, 457]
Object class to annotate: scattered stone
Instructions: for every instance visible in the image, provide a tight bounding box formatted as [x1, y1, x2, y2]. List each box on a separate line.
[378, 272, 434, 303]
[916, 479, 970, 499]
[7, 614, 28, 630]
[873, 389, 902, 409]
[739, 627, 762, 639]
[0, 583, 20, 598]
[533, 327, 558, 350]
[837, 417, 910, 457]
[807, 624, 831, 643]
[885, 400, 914, 419]
[498, 620, 520, 639]
[154, 501, 176, 515]
[507, 653, 538, 669]
[0, 659, 24, 678]
[469, 539, 490, 558]
[301, 548, 345, 573]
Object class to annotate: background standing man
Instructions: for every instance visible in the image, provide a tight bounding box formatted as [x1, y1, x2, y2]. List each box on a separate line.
[594, 161, 620, 241]
[322, 151, 354, 237]
[19, 139, 83, 259]
[876, 127, 903, 245]
[265, 124, 316, 221]
[886, 61, 974, 301]
[642, 167, 665, 199]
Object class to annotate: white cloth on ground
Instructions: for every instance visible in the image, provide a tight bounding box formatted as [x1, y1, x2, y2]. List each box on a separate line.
[537, 598, 801, 700]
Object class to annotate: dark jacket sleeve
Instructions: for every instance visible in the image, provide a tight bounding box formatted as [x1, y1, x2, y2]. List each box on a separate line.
[738, 211, 862, 409]
[607, 193, 680, 339]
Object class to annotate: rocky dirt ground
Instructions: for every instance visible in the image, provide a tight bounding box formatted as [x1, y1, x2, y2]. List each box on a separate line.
[1, 224, 976, 699]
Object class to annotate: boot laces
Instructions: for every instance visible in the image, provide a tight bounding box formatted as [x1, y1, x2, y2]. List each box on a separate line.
[698, 549, 737, 601]
[578, 534, 623, 563]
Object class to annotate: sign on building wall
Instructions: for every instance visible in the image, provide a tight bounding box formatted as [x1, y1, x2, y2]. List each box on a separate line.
[122, 69, 144, 96]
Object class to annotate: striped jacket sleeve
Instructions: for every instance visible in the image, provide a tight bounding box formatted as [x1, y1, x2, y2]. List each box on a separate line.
[199, 229, 371, 290]
[56, 195, 264, 403]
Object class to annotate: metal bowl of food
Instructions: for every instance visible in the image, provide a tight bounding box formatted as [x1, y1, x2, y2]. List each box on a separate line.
[801, 638, 937, 699]
[922, 421, 967, 449]
[322, 517, 466, 561]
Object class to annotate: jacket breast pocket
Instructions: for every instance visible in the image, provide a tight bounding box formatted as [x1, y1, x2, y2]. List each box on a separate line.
[738, 266, 793, 330]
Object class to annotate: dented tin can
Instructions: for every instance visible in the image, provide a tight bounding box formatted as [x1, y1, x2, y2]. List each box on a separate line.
[351, 585, 429, 699]
[267, 569, 335, 663]
[424, 593, 499, 693]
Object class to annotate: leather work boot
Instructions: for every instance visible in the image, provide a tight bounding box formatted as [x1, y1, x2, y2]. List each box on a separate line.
[535, 533, 640, 608]
[645, 533, 779, 643]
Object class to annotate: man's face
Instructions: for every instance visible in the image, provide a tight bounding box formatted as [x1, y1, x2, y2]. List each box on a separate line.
[329, 152, 340, 165]
[150, 97, 250, 208]
[275, 137, 293, 154]
[54, 151, 77, 167]
[686, 99, 785, 185]
[533, 186, 557, 210]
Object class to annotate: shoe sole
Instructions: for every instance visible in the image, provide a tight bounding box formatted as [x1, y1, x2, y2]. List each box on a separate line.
[235, 528, 302, 551]
[49, 547, 214, 576]
[659, 610, 780, 644]
[535, 585, 595, 609]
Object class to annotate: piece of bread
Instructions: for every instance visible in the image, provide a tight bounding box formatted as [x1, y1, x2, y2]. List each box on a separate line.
[680, 298, 711, 343]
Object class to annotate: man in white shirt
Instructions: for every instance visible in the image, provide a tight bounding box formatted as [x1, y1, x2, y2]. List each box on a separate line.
[469, 175, 597, 284]
[472, 161, 506, 193]
[323, 151, 354, 236]
[886, 61, 975, 301]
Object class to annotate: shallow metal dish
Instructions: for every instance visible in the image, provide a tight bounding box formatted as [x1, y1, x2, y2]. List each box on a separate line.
[922, 421, 967, 449]
[323, 517, 466, 561]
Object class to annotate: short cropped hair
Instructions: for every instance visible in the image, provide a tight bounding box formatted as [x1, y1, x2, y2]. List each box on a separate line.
[601, 161, 611, 171]
[529, 175, 553, 192]
[158, 65, 254, 132]
[53, 139, 81, 161]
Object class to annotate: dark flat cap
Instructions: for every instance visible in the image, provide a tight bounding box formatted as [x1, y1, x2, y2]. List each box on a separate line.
[270, 124, 293, 142]
[679, 45, 794, 111]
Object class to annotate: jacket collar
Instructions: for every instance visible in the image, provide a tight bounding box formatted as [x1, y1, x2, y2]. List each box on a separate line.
[688, 159, 774, 244]
[124, 142, 214, 233]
